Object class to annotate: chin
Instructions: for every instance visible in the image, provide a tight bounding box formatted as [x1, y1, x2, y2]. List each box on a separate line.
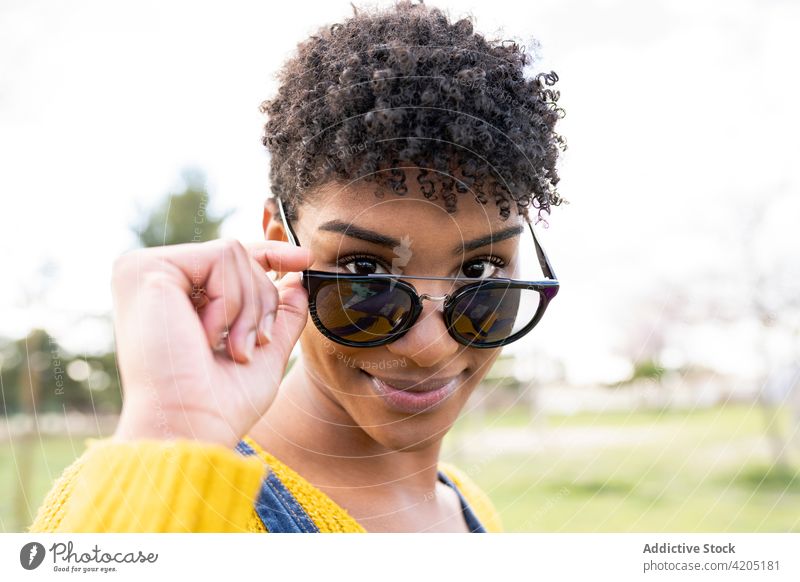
[364, 421, 452, 452]
[347, 368, 466, 451]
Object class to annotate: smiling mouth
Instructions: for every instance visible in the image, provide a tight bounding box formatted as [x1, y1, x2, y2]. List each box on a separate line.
[360, 370, 463, 391]
[360, 369, 463, 413]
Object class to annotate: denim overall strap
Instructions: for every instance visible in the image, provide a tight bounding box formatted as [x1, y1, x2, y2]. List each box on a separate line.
[235, 440, 320, 533]
[437, 470, 487, 533]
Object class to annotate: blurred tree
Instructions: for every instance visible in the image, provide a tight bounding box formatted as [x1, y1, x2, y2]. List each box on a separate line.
[132, 167, 232, 248]
[623, 189, 800, 466]
[0, 331, 122, 414]
[741, 191, 800, 468]
[628, 358, 666, 383]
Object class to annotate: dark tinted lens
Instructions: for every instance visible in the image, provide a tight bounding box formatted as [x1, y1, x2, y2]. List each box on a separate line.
[315, 278, 414, 344]
[449, 284, 542, 344]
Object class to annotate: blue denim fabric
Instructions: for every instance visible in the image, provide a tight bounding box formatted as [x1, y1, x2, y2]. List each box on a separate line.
[235, 439, 486, 533]
[437, 469, 487, 533]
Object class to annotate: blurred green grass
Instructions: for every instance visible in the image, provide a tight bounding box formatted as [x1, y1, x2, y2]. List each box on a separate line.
[1, 435, 89, 532]
[444, 402, 800, 532]
[1, 403, 798, 532]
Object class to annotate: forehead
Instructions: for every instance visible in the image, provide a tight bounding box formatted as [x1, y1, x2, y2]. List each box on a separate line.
[301, 174, 525, 241]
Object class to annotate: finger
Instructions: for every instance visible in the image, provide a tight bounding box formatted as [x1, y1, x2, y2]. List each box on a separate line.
[244, 241, 315, 275]
[197, 241, 243, 355]
[232, 272, 308, 401]
[249, 254, 280, 346]
[152, 239, 310, 297]
[222, 243, 261, 362]
[253, 271, 310, 364]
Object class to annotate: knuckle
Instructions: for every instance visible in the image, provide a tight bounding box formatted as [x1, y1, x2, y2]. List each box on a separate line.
[220, 240, 246, 265]
[221, 237, 244, 253]
[111, 249, 150, 289]
[137, 269, 176, 294]
[111, 250, 138, 277]
[142, 263, 176, 284]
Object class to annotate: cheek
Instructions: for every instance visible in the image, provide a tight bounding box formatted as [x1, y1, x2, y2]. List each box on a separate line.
[301, 331, 365, 388]
[472, 348, 503, 375]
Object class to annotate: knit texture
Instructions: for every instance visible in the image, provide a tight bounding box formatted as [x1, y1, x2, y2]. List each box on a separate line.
[28, 435, 504, 533]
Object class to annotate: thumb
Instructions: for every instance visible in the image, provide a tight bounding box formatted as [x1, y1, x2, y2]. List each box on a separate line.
[270, 271, 310, 351]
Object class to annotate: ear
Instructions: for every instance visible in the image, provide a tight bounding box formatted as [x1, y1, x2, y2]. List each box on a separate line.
[262, 198, 288, 243]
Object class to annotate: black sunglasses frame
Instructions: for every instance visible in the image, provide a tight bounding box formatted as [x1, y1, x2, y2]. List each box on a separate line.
[275, 197, 560, 349]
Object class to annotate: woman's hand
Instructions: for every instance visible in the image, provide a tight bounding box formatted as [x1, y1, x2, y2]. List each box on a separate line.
[109, 238, 314, 448]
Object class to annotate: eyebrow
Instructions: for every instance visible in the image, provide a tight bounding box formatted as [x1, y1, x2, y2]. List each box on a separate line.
[317, 220, 524, 254]
[454, 225, 524, 254]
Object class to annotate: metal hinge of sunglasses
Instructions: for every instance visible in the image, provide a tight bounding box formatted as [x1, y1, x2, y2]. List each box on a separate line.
[274, 196, 559, 286]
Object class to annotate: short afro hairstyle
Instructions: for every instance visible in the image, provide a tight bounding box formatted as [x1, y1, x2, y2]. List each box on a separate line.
[261, 0, 567, 223]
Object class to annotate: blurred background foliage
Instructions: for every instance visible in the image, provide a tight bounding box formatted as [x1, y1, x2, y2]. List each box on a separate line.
[132, 168, 232, 248]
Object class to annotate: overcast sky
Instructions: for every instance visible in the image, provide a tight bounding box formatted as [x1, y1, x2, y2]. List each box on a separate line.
[2, 0, 798, 384]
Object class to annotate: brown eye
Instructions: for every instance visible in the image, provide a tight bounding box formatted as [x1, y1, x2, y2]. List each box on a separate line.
[338, 254, 391, 275]
[462, 257, 505, 279]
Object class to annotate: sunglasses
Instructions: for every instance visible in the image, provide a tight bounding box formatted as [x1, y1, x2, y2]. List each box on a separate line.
[276, 198, 559, 349]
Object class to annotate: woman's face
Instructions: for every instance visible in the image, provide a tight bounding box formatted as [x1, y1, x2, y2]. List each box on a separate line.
[269, 173, 525, 452]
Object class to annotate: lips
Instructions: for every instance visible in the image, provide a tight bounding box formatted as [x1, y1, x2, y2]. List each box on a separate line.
[364, 373, 461, 392]
[361, 370, 463, 413]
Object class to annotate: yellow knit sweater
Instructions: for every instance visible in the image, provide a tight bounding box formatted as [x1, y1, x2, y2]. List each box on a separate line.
[28, 435, 504, 533]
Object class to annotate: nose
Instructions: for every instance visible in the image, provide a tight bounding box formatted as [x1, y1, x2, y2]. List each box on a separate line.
[385, 283, 460, 367]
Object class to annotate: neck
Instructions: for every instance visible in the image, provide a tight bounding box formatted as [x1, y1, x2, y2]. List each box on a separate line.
[248, 356, 444, 495]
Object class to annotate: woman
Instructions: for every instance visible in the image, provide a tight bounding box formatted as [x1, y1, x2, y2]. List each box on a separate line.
[29, 0, 565, 533]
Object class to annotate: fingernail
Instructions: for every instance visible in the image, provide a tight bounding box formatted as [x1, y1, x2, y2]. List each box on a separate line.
[245, 330, 256, 360]
[261, 312, 275, 342]
[215, 330, 230, 352]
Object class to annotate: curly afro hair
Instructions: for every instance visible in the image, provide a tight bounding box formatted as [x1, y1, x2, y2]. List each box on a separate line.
[261, 0, 567, 224]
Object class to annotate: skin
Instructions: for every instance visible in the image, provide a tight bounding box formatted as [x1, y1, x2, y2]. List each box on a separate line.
[247, 171, 526, 532]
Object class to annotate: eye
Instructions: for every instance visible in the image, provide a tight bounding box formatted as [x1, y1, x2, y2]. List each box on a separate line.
[462, 256, 506, 279]
[337, 253, 392, 275]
